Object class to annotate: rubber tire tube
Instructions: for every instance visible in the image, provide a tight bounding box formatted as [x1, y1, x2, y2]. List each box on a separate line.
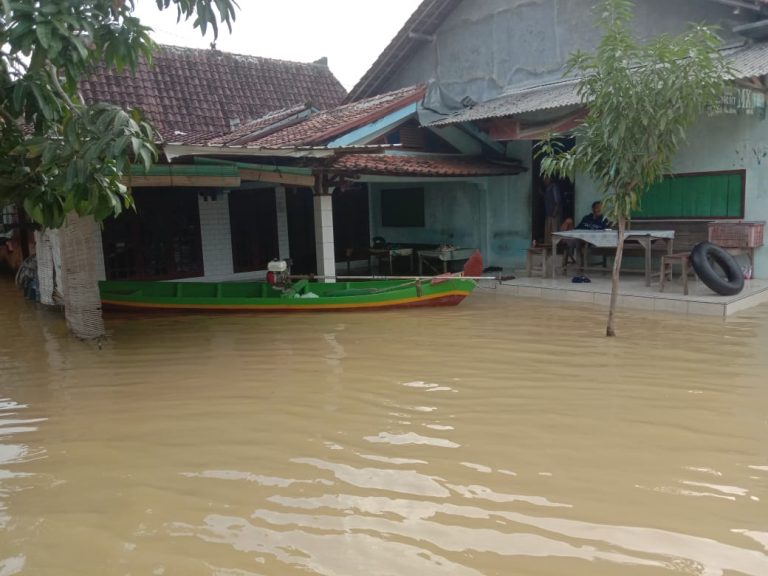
[690, 241, 745, 296]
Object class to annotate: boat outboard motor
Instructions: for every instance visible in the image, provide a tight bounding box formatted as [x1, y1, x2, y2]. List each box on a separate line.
[266, 259, 291, 288]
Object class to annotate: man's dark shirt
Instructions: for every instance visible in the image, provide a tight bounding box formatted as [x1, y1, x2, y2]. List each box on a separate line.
[577, 213, 609, 230]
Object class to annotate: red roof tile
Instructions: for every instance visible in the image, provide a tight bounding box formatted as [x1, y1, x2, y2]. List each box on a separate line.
[80, 45, 347, 140]
[332, 153, 523, 177]
[243, 85, 427, 148]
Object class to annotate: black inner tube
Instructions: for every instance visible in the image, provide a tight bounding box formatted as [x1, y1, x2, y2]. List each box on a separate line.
[690, 242, 744, 296]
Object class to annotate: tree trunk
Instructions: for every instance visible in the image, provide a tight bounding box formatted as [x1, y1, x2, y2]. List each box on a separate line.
[59, 212, 105, 340]
[606, 214, 626, 337]
[35, 228, 63, 306]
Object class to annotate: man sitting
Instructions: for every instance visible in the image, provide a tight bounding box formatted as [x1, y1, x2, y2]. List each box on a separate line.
[577, 201, 610, 230]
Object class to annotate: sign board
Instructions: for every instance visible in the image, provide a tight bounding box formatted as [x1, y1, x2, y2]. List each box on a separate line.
[710, 87, 767, 119]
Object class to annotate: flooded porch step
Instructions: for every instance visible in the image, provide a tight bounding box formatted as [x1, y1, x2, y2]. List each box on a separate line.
[500, 275, 768, 317]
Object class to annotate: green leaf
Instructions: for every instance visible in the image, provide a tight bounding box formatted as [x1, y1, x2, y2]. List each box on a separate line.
[35, 22, 53, 49]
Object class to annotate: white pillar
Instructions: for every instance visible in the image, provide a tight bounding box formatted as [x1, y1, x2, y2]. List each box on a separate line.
[198, 191, 234, 278]
[314, 193, 336, 282]
[275, 186, 291, 260]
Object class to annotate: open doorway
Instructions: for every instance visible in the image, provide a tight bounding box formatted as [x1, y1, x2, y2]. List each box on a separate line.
[531, 138, 575, 244]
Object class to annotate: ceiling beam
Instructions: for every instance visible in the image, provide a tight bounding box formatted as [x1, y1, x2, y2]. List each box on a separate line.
[239, 169, 315, 188]
[124, 175, 241, 188]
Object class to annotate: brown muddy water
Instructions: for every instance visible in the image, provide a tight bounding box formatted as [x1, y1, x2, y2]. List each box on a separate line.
[1, 275, 767, 576]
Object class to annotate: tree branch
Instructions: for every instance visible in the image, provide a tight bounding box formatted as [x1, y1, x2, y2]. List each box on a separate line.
[46, 63, 79, 114]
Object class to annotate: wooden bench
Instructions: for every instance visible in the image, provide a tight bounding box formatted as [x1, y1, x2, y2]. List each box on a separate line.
[628, 219, 710, 255]
[588, 220, 708, 261]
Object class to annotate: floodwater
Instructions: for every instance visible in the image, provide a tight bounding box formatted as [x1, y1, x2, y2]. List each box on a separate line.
[1, 275, 767, 576]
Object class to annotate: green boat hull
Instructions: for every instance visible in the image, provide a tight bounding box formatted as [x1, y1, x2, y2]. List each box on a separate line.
[99, 277, 477, 312]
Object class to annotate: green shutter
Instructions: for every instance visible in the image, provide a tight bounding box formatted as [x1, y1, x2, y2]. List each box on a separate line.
[632, 172, 744, 219]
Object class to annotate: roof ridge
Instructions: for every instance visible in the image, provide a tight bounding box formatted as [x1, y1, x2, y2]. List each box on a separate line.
[155, 43, 333, 68]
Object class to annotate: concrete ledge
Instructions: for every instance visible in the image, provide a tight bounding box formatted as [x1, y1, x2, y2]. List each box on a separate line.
[498, 275, 768, 317]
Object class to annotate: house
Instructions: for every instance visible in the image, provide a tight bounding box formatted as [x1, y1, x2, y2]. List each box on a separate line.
[65, 44, 524, 288]
[161, 82, 524, 278]
[346, 0, 768, 277]
[74, 45, 348, 283]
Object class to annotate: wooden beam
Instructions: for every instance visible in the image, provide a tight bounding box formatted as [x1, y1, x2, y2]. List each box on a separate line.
[123, 175, 241, 188]
[239, 169, 315, 188]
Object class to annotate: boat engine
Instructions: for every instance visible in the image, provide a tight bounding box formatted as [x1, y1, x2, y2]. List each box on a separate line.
[266, 259, 291, 288]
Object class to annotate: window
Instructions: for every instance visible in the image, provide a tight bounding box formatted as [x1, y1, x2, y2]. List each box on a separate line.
[381, 187, 425, 227]
[101, 188, 204, 280]
[632, 170, 744, 219]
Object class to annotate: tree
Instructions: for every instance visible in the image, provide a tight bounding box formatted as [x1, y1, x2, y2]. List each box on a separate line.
[1, 0, 238, 338]
[537, 0, 731, 336]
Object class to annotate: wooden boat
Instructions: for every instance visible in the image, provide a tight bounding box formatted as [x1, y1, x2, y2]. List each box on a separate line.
[99, 276, 478, 312]
[99, 251, 484, 313]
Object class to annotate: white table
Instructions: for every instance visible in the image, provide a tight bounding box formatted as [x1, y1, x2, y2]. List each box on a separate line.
[418, 248, 477, 275]
[551, 230, 675, 286]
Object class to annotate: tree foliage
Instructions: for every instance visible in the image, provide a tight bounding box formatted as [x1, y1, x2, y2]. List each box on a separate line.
[1, 0, 238, 228]
[537, 0, 732, 336]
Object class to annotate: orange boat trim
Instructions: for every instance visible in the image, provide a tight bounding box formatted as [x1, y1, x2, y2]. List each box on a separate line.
[101, 290, 471, 311]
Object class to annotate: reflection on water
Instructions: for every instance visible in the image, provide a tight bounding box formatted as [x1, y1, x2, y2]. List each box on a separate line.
[1, 275, 767, 575]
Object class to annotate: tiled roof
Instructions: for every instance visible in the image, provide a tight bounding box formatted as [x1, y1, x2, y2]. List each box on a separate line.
[237, 85, 427, 147]
[346, 0, 462, 102]
[80, 45, 346, 140]
[332, 153, 523, 177]
[430, 41, 768, 127]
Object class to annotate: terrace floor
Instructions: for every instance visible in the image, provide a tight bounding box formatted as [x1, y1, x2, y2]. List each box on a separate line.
[494, 270, 768, 317]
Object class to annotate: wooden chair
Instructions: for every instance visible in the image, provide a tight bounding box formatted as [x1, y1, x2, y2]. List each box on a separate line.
[659, 252, 691, 295]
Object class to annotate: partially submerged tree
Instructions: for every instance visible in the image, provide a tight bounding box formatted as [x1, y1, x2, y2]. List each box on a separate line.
[1, 0, 238, 338]
[538, 0, 731, 336]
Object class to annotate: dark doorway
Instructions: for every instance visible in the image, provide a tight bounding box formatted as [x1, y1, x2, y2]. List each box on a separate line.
[333, 185, 370, 260]
[102, 188, 204, 280]
[229, 189, 279, 273]
[286, 187, 316, 274]
[531, 138, 575, 244]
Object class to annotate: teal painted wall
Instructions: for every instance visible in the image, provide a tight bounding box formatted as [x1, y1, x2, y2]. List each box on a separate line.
[672, 114, 768, 278]
[574, 114, 768, 277]
[485, 141, 533, 271]
[368, 142, 533, 273]
[369, 181, 485, 249]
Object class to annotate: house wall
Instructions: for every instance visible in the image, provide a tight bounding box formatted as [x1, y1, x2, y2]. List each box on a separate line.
[574, 113, 768, 277]
[486, 141, 534, 270]
[384, 0, 750, 103]
[378, 0, 763, 276]
[368, 150, 534, 273]
[369, 180, 486, 249]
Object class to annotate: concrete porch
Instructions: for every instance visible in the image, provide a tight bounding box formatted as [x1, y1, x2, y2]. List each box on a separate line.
[496, 272, 768, 317]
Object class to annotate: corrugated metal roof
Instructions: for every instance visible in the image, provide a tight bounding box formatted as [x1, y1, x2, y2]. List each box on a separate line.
[429, 80, 581, 126]
[727, 40, 768, 78]
[430, 41, 768, 127]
